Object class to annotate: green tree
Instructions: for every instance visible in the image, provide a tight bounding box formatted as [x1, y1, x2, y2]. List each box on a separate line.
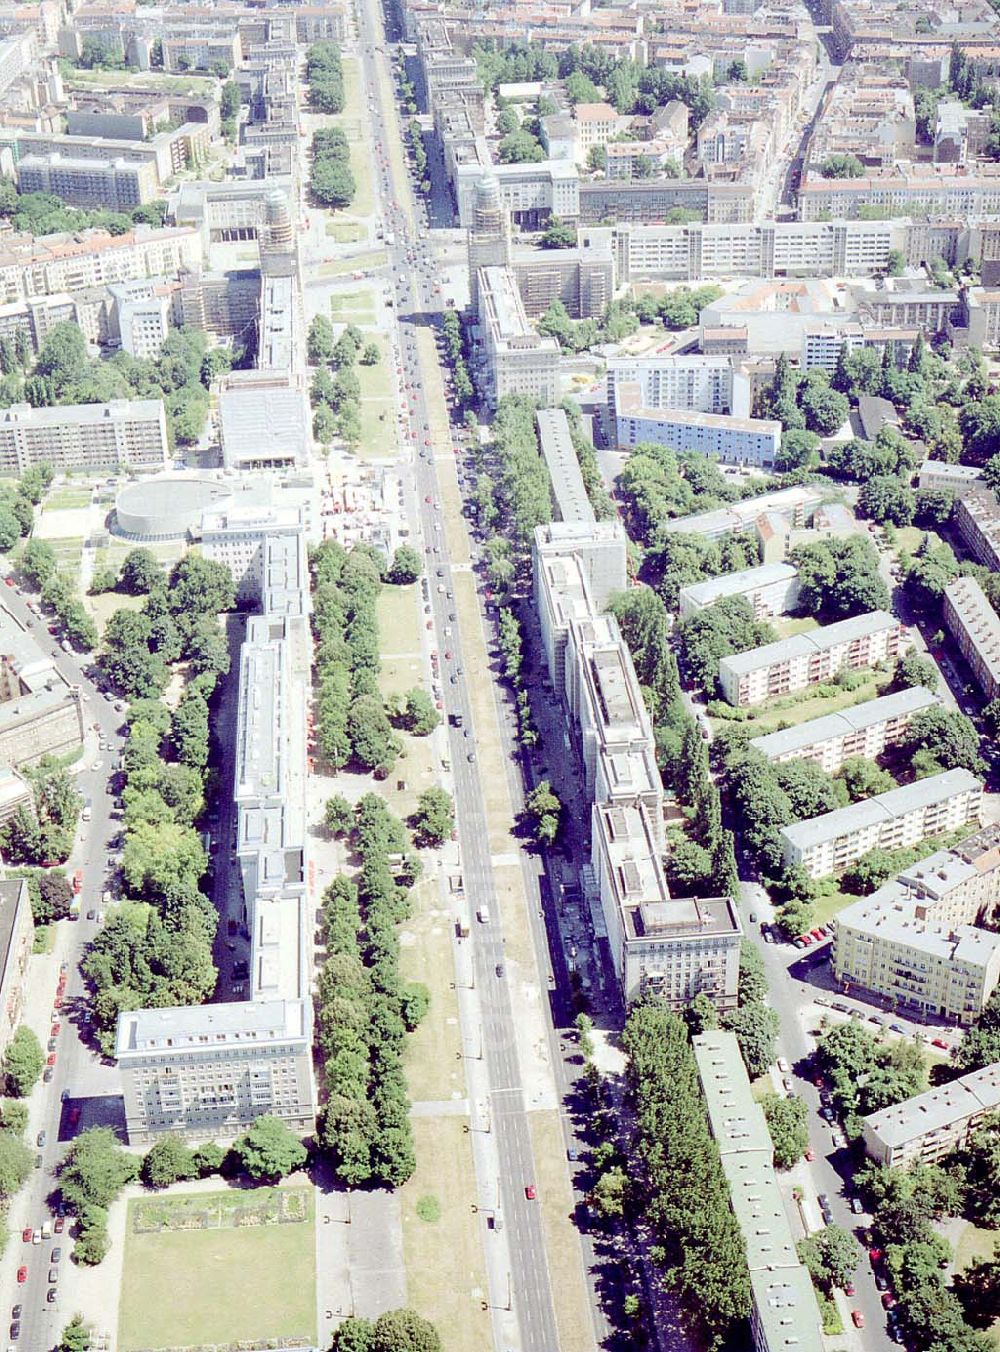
[59, 1315, 93, 1352]
[307, 315, 335, 365]
[234, 1114, 307, 1181]
[59, 1127, 140, 1211]
[411, 787, 454, 847]
[798, 1225, 859, 1291]
[722, 1002, 779, 1078]
[387, 544, 422, 584]
[371, 1309, 442, 1352]
[2, 1025, 43, 1096]
[894, 651, 939, 692]
[840, 757, 894, 802]
[539, 216, 577, 248]
[141, 1136, 197, 1188]
[331, 1319, 374, 1352]
[761, 1093, 809, 1169]
[522, 779, 562, 845]
[904, 706, 984, 775]
[858, 475, 915, 525]
[324, 794, 355, 838]
[0, 1128, 32, 1197]
[842, 847, 897, 896]
[820, 153, 865, 178]
[119, 548, 161, 595]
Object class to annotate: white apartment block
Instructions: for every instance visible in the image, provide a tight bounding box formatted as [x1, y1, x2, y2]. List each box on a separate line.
[532, 520, 628, 689]
[862, 1063, 1000, 1168]
[593, 801, 741, 1008]
[955, 489, 1000, 573]
[606, 354, 737, 417]
[116, 1000, 314, 1145]
[476, 265, 560, 408]
[718, 610, 907, 706]
[943, 576, 1000, 703]
[0, 400, 168, 475]
[17, 153, 158, 209]
[573, 102, 623, 157]
[201, 507, 306, 608]
[694, 1032, 825, 1352]
[780, 769, 983, 880]
[611, 217, 905, 283]
[750, 686, 939, 773]
[615, 403, 781, 469]
[799, 167, 1000, 222]
[536, 407, 593, 524]
[677, 563, 800, 621]
[456, 159, 579, 228]
[658, 485, 827, 543]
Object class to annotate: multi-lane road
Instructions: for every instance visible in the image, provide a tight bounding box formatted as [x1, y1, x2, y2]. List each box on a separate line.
[349, 3, 585, 1349]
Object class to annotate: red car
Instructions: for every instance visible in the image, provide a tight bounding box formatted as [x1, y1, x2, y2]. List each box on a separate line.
[932, 1038, 949, 1050]
[46, 1054, 56, 1067]
[3, 576, 13, 586]
[16, 1267, 26, 1283]
[21, 1227, 31, 1243]
[844, 1281, 855, 1296]
[869, 1247, 883, 1264]
[50, 1023, 60, 1037]
[882, 1293, 896, 1310]
[804, 1147, 815, 1161]
[524, 1184, 536, 1200]
[852, 1311, 865, 1329]
[54, 1217, 64, 1234]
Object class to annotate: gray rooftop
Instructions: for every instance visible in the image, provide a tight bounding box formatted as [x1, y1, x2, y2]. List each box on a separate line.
[781, 768, 982, 852]
[536, 407, 594, 527]
[719, 610, 900, 678]
[863, 1061, 1000, 1150]
[115, 997, 311, 1054]
[678, 562, 798, 610]
[750, 686, 938, 761]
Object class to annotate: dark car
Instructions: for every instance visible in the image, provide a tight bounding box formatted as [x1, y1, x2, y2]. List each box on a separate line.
[10, 1321, 20, 1340]
[36, 1131, 45, 1148]
[495, 964, 504, 978]
[47, 1288, 56, 1304]
[50, 1248, 61, 1263]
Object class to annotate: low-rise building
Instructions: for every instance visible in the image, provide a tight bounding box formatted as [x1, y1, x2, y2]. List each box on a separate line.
[780, 769, 983, 880]
[918, 460, 984, 498]
[614, 399, 780, 470]
[0, 879, 33, 1062]
[862, 1062, 1000, 1167]
[536, 407, 593, 525]
[943, 575, 1000, 703]
[657, 485, 826, 543]
[693, 1031, 825, 1352]
[476, 265, 560, 408]
[0, 399, 167, 476]
[750, 686, 938, 773]
[593, 802, 741, 1008]
[718, 611, 907, 706]
[677, 563, 800, 621]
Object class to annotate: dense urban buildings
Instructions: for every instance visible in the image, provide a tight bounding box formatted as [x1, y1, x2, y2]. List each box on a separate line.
[0, 604, 84, 768]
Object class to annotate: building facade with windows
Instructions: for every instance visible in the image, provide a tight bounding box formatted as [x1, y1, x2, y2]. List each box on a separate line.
[678, 563, 800, 621]
[780, 769, 983, 880]
[0, 399, 168, 475]
[943, 576, 1000, 703]
[750, 687, 939, 773]
[718, 610, 907, 706]
[476, 265, 560, 407]
[862, 1062, 1000, 1167]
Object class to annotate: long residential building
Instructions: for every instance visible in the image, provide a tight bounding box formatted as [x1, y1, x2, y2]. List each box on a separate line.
[532, 517, 741, 1012]
[593, 802, 740, 1007]
[918, 460, 985, 498]
[862, 1062, 1000, 1168]
[0, 399, 168, 476]
[750, 686, 938, 773]
[116, 524, 315, 1145]
[0, 226, 203, 305]
[944, 576, 1000, 703]
[476, 265, 559, 408]
[693, 1031, 825, 1352]
[614, 400, 781, 470]
[718, 610, 908, 706]
[535, 407, 593, 525]
[955, 488, 1000, 573]
[17, 153, 159, 209]
[677, 563, 800, 621]
[780, 768, 983, 880]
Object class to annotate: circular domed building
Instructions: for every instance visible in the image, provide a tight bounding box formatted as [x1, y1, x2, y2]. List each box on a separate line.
[113, 475, 234, 542]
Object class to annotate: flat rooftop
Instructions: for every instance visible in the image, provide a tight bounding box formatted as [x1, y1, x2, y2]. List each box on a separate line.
[679, 562, 797, 609]
[750, 686, 938, 760]
[116, 997, 311, 1054]
[720, 610, 900, 677]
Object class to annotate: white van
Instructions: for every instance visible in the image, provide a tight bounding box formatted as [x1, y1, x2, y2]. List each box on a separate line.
[477, 906, 490, 924]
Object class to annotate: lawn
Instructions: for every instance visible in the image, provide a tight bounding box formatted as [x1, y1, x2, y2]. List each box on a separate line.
[893, 527, 942, 557]
[118, 1186, 316, 1350]
[325, 220, 365, 242]
[45, 489, 92, 510]
[85, 591, 146, 637]
[400, 1117, 489, 1352]
[317, 250, 387, 278]
[330, 287, 377, 326]
[715, 671, 891, 736]
[772, 615, 820, 639]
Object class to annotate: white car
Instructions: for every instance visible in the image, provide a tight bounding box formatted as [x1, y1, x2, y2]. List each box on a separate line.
[777, 1057, 790, 1074]
[91, 761, 102, 773]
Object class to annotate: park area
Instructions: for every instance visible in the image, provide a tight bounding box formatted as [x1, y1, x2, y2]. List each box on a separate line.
[117, 1186, 316, 1350]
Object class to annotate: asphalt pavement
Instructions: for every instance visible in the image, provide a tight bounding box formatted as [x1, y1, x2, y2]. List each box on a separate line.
[0, 575, 127, 1351]
[353, 7, 565, 1350]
